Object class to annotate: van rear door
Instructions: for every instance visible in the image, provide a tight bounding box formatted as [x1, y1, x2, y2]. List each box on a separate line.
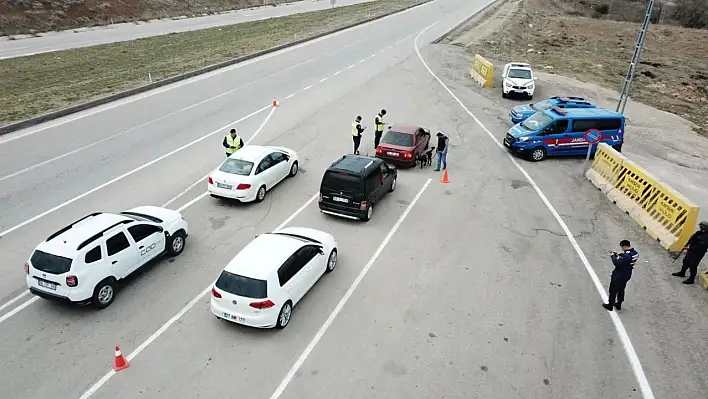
[320, 170, 364, 210]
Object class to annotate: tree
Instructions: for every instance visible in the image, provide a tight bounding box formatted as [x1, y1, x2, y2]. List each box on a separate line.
[673, 0, 708, 29]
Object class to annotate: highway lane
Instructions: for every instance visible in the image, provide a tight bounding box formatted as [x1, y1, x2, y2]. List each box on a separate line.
[0, 0, 378, 59]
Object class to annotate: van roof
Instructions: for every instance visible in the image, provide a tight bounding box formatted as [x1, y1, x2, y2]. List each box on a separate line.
[328, 154, 379, 175]
[224, 234, 305, 279]
[548, 107, 624, 118]
[38, 213, 133, 257]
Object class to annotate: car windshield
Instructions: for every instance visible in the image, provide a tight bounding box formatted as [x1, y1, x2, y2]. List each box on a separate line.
[31, 250, 72, 275]
[219, 159, 254, 176]
[521, 112, 552, 131]
[322, 171, 361, 193]
[532, 100, 554, 111]
[508, 69, 532, 80]
[381, 131, 414, 147]
[215, 271, 267, 299]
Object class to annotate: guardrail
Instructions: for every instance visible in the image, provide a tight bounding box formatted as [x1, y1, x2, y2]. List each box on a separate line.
[470, 54, 494, 88]
[586, 143, 700, 252]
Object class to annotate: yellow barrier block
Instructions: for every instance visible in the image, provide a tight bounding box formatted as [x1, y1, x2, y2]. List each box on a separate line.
[586, 143, 700, 252]
[470, 54, 494, 88]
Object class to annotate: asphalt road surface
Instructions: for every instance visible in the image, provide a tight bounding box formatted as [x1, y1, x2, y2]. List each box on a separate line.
[0, 0, 706, 398]
[0, 0, 376, 59]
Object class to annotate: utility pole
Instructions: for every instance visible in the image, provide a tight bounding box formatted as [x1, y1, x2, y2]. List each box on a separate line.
[616, 0, 655, 114]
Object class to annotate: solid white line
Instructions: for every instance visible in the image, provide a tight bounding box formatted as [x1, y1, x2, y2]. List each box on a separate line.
[302, 85, 312, 91]
[413, 23, 656, 399]
[0, 297, 39, 325]
[0, 291, 29, 313]
[176, 192, 209, 212]
[0, 105, 270, 238]
[269, 178, 431, 399]
[76, 192, 320, 399]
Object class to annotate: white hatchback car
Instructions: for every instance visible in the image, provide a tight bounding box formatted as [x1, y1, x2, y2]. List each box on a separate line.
[208, 145, 299, 203]
[210, 227, 338, 329]
[501, 62, 538, 99]
[26, 206, 189, 309]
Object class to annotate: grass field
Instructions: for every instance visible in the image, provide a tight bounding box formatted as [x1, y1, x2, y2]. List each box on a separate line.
[0, 0, 425, 126]
[458, 0, 708, 132]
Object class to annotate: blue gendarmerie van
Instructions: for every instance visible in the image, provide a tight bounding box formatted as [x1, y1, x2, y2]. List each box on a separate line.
[503, 107, 625, 162]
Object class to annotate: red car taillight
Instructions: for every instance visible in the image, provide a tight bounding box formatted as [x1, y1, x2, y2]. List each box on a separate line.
[208, 177, 214, 184]
[211, 287, 222, 298]
[403, 151, 413, 159]
[249, 299, 275, 309]
[360, 200, 368, 210]
[24, 262, 29, 275]
[235, 183, 251, 190]
[66, 275, 78, 287]
[376, 147, 384, 155]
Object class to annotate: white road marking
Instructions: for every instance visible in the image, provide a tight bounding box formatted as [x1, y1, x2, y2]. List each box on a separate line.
[379, 49, 385, 53]
[285, 93, 296, 99]
[0, 297, 39, 325]
[76, 192, 320, 399]
[346, 64, 355, 69]
[413, 23, 656, 399]
[358, 59, 365, 64]
[0, 291, 29, 313]
[0, 0, 436, 143]
[302, 85, 312, 91]
[269, 178, 432, 399]
[333, 70, 342, 75]
[319, 77, 328, 82]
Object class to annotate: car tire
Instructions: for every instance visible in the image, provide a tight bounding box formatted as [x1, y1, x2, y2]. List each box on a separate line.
[529, 95, 534, 100]
[167, 231, 186, 257]
[501, 90, 507, 99]
[529, 147, 547, 162]
[255, 185, 267, 203]
[361, 203, 373, 222]
[613, 143, 623, 153]
[288, 161, 299, 177]
[275, 301, 293, 329]
[325, 248, 338, 273]
[389, 177, 396, 192]
[91, 278, 117, 310]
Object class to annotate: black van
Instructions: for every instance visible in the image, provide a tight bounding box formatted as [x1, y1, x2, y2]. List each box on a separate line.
[318, 155, 397, 222]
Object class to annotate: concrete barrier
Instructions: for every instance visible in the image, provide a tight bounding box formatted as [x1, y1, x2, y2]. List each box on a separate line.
[470, 54, 494, 88]
[586, 143, 700, 252]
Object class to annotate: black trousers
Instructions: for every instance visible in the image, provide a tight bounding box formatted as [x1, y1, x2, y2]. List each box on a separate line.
[353, 135, 361, 153]
[374, 131, 383, 149]
[679, 253, 704, 280]
[608, 278, 629, 305]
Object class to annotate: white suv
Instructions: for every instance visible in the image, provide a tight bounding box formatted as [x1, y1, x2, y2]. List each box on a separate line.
[25, 206, 189, 309]
[501, 62, 538, 99]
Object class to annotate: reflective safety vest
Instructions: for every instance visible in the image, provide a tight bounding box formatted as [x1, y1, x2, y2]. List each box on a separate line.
[352, 122, 360, 137]
[375, 114, 384, 132]
[225, 134, 242, 154]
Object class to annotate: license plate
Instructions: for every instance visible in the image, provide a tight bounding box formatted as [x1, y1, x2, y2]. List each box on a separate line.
[386, 151, 399, 157]
[38, 280, 57, 290]
[333, 196, 349, 203]
[216, 182, 232, 189]
[223, 313, 246, 323]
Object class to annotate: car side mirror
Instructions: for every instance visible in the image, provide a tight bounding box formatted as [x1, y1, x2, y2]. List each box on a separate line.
[533, 76, 539, 81]
[158, 226, 164, 232]
[283, 155, 290, 161]
[317, 248, 324, 255]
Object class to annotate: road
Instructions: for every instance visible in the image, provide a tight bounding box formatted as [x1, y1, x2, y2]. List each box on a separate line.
[0, 0, 376, 59]
[0, 0, 706, 398]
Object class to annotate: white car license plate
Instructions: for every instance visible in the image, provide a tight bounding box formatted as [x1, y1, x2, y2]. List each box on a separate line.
[38, 280, 57, 290]
[223, 312, 246, 323]
[332, 196, 349, 203]
[386, 151, 399, 157]
[216, 182, 232, 189]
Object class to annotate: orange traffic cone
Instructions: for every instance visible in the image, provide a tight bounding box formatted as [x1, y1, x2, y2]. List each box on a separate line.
[440, 169, 449, 184]
[272, 97, 278, 107]
[112, 346, 130, 371]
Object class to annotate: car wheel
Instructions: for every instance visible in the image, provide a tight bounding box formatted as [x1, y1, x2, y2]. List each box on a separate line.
[255, 185, 267, 203]
[389, 177, 396, 192]
[91, 278, 116, 310]
[612, 143, 623, 153]
[167, 231, 186, 256]
[325, 249, 338, 273]
[529, 95, 534, 100]
[502, 90, 507, 99]
[529, 147, 547, 162]
[289, 161, 299, 177]
[275, 301, 293, 329]
[361, 203, 373, 221]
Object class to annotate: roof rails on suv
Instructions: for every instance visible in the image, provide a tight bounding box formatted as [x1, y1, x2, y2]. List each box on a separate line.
[45, 212, 103, 242]
[76, 220, 133, 251]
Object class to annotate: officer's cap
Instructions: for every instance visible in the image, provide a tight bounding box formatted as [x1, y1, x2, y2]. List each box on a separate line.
[230, 128, 236, 133]
[380, 109, 386, 115]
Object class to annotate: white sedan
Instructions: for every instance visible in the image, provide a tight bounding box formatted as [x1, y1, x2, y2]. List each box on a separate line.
[208, 145, 299, 203]
[210, 227, 338, 329]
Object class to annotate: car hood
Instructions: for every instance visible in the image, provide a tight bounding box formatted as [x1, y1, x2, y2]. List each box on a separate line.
[123, 205, 181, 224]
[505, 77, 534, 86]
[512, 104, 536, 116]
[508, 123, 535, 138]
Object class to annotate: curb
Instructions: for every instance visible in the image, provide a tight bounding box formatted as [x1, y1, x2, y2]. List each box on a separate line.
[430, 0, 504, 44]
[0, 0, 434, 136]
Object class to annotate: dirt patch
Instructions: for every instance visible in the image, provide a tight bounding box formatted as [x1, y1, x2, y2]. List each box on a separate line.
[0, 0, 426, 126]
[448, 0, 708, 133]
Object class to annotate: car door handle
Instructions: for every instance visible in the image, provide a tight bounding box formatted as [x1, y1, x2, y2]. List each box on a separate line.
[112, 260, 118, 264]
[139, 246, 144, 249]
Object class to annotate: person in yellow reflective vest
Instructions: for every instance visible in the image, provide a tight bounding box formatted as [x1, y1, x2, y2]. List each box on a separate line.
[373, 109, 387, 149]
[352, 116, 365, 155]
[222, 128, 243, 157]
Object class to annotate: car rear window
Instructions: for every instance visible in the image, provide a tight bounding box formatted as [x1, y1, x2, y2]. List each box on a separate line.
[381, 131, 413, 147]
[219, 159, 254, 176]
[30, 250, 73, 275]
[215, 271, 267, 299]
[322, 171, 362, 192]
[533, 100, 553, 111]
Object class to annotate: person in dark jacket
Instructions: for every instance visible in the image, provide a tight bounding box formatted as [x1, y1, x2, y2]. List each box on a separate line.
[222, 128, 244, 157]
[434, 132, 449, 171]
[672, 221, 708, 284]
[603, 239, 639, 311]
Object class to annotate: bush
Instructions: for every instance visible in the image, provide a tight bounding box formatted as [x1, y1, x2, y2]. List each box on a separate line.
[594, 4, 609, 15]
[673, 0, 708, 29]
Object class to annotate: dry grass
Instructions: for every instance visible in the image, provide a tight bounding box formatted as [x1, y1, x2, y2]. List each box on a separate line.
[462, 0, 708, 131]
[0, 0, 426, 126]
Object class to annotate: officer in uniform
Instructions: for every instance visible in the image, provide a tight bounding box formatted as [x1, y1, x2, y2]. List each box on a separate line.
[222, 128, 243, 157]
[352, 116, 365, 154]
[603, 239, 639, 311]
[373, 109, 386, 149]
[672, 221, 708, 284]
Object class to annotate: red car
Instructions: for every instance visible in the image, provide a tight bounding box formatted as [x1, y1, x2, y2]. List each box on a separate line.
[375, 123, 431, 167]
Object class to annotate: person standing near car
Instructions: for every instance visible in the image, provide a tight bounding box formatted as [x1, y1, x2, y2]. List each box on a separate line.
[434, 132, 449, 171]
[672, 221, 708, 284]
[352, 116, 365, 155]
[223, 128, 243, 157]
[603, 239, 639, 311]
[373, 109, 386, 149]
